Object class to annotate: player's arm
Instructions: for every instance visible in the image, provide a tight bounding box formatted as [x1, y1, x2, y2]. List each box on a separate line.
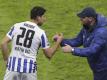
[42, 33, 63, 59]
[1, 26, 14, 63]
[1, 36, 11, 62]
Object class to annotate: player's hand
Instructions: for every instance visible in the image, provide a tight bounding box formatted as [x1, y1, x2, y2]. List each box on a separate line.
[53, 33, 63, 43]
[62, 44, 73, 53]
[52, 34, 59, 42]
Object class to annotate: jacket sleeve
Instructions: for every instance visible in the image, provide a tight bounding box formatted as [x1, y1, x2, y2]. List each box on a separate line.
[60, 29, 83, 47]
[73, 28, 107, 57]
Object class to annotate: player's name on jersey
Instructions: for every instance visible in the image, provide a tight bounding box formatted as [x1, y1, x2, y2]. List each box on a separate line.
[15, 46, 30, 54]
[24, 23, 35, 29]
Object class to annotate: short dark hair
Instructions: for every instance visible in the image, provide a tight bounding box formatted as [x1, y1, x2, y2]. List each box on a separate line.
[30, 6, 46, 19]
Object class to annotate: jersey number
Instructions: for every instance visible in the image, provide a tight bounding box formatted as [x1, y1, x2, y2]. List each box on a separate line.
[16, 27, 35, 48]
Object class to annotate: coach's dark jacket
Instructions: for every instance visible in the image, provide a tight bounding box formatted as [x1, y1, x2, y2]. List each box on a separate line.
[61, 14, 107, 72]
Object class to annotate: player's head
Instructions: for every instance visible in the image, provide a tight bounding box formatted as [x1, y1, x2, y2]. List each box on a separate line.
[30, 6, 46, 26]
[77, 7, 97, 26]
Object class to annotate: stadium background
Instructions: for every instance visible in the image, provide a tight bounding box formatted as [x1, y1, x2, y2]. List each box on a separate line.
[0, 0, 107, 80]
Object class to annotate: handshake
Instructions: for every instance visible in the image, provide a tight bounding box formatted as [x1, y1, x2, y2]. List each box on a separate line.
[52, 33, 63, 42]
[53, 33, 74, 53]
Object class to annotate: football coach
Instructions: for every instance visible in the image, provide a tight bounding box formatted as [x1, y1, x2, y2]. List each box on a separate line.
[61, 7, 107, 80]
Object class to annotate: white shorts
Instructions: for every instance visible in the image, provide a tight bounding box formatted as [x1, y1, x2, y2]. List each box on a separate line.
[4, 69, 37, 80]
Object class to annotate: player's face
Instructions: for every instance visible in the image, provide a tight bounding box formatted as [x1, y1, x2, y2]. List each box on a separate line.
[37, 15, 46, 26]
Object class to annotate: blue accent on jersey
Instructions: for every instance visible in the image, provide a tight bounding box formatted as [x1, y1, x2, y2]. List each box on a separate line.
[12, 57, 16, 71]
[23, 59, 27, 73]
[9, 27, 14, 36]
[41, 34, 45, 48]
[33, 62, 36, 73]
[29, 60, 33, 73]
[17, 58, 21, 72]
[7, 57, 36, 73]
[8, 57, 12, 70]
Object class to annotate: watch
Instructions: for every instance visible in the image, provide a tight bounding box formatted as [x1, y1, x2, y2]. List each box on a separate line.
[71, 48, 74, 52]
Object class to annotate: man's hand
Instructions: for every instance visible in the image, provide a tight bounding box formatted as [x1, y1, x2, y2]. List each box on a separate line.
[43, 33, 63, 59]
[62, 44, 74, 53]
[53, 33, 63, 43]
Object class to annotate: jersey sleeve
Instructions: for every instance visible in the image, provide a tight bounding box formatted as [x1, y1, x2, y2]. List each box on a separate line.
[6, 25, 15, 40]
[40, 31, 50, 49]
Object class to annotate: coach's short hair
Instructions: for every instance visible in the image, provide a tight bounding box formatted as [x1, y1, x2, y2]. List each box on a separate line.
[30, 6, 46, 19]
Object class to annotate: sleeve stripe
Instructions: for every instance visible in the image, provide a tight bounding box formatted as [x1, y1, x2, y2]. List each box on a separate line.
[41, 34, 46, 48]
[9, 27, 14, 36]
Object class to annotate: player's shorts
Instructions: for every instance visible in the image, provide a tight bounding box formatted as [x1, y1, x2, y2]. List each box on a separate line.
[4, 69, 37, 80]
[94, 69, 107, 80]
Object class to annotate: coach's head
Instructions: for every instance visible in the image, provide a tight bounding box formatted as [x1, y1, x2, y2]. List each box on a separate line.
[77, 7, 97, 30]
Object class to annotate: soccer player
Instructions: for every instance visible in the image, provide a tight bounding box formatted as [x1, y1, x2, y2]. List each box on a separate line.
[1, 6, 63, 80]
[61, 7, 107, 80]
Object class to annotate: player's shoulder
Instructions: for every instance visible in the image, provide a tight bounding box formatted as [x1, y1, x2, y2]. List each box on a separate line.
[38, 27, 45, 32]
[14, 21, 25, 26]
[33, 24, 45, 34]
[36, 27, 46, 35]
[13, 21, 46, 34]
[12, 22, 25, 29]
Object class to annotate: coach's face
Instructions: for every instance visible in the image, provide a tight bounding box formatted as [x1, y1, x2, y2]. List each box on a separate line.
[80, 17, 92, 26]
[37, 15, 46, 26]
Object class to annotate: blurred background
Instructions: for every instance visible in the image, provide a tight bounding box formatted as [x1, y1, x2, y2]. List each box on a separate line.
[0, 0, 107, 80]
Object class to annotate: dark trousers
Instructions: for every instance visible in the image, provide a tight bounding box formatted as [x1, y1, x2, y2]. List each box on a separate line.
[94, 70, 107, 80]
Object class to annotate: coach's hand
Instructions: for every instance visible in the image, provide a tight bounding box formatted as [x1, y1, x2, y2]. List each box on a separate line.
[62, 44, 74, 53]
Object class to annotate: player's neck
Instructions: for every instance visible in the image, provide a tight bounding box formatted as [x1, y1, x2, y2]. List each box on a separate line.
[30, 19, 38, 25]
